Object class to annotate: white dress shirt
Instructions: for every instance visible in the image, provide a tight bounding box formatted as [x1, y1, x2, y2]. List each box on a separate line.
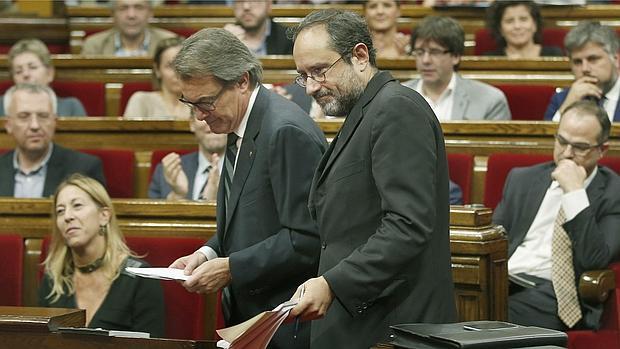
[191, 151, 224, 201]
[552, 77, 620, 122]
[508, 167, 597, 280]
[413, 73, 457, 121]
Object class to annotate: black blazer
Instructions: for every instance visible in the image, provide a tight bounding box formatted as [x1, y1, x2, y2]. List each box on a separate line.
[0, 143, 106, 197]
[206, 86, 326, 348]
[308, 71, 457, 348]
[493, 162, 620, 328]
[265, 20, 293, 55]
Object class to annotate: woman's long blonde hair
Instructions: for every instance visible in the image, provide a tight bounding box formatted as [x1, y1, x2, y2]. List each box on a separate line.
[42, 174, 133, 303]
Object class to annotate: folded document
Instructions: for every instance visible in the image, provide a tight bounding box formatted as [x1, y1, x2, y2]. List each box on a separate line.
[125, 267, 189, 281]
[216, 299, 298, 349]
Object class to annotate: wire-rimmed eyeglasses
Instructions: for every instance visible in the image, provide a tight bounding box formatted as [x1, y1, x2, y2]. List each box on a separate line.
[295, 56, 343, 88]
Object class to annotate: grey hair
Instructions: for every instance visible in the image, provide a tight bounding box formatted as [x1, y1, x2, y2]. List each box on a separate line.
[4, 83, 58, 115]
[288, 9, 377, 67]
[173, 28, 263, 88]
[564, 21, 620, 57]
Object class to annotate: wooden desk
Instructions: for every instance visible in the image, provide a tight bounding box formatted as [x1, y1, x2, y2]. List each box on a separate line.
[0, 306, 215, 349]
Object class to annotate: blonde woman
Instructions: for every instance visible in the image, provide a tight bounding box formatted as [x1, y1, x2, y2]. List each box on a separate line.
[39, 174, 165, 336]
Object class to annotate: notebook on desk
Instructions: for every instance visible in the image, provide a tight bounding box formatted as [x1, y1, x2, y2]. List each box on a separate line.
[390, 321, 567, 349]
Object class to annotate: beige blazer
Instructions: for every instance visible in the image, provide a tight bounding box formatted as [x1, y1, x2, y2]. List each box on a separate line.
[81, 27, 178, 56]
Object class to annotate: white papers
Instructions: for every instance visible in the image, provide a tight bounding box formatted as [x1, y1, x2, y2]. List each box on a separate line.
[58, 327, 150, 338]
[125, 267, 190, 281]
[216, 299, 298, 349]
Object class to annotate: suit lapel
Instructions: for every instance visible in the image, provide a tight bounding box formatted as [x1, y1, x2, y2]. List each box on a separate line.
[43, 145, 63, 197]
[452, 76, 468, 120]
[613, 97, 620, 122]
[586, 166, 606, 204]
[0, 152, 16, 196]
[316, 71, 394, 186]
[223, 86, 265, 235]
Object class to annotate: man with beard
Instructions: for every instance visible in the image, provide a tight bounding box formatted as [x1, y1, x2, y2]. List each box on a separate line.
[288, 9, 457, 348]
[148, 114, 227, 201]
[224, 0, 292, 55]
[168, 28, 326, 349]
[82, 0, 177, 56]
[545, 21, 620, 122]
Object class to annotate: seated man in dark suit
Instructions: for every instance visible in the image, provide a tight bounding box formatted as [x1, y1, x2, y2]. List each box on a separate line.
[148, 114, 226, 200]
[544, 21, 620, 122]
[494, 100, 620, 331]
[0, 84, 105, 197]
[223, 0, 292, 56]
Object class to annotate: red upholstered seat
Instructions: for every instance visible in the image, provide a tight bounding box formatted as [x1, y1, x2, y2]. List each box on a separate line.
[474, 27, 568, 56]
[124, 236, 207, 340]
[0, 80, 105, 116]
[484, 154, 620, 210]
[494, 84, 557, 121]
[447, 153, 473, 204]
[119, 81, 152, 115]
[0, 43, 69, 54]
[0, 234, 23, 306]
[149, 149, 196, 182]
[568, 262, 620, 349]
[80, 149, 135, 198]
[484, 153, 553, 210]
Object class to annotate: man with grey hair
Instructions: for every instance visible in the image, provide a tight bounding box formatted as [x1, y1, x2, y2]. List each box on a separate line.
[545, 21, 620, 121]
[289, 9, 456, 348]
[403, 16, 511, 120]
[168, 28, 326, 348]
[82, 0, 177, 56]
[0, 84, 105, 197]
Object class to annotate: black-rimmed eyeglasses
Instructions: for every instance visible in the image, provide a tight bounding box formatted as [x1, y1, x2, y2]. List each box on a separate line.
[179, 87, 227, 115]
[555, 133, 605, 156]
[295, 56, 343, 88]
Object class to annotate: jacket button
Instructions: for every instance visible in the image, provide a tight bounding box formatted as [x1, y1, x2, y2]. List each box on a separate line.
[321, 242, 327, 249]
[249, 290, 255, 296]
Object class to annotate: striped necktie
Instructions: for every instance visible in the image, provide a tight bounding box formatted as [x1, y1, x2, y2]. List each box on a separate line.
[224, 133, 239, 210]
[197, 165, 212, 200]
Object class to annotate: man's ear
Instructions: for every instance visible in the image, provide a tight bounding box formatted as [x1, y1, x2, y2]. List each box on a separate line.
[599, 142, 610, 158]
[237, 72, 251, 93]
[351, 43, 370, 70]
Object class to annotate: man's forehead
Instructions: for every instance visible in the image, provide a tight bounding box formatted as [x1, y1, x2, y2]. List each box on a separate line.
[559, 111, 601, 136]
[181, 76, 220, 98]
[570, 41, 608, 57]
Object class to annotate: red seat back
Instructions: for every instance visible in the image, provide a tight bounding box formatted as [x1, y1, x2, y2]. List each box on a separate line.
[119, 81, 153, 115]
[494, 84, 557, 121]
[80, 149, 135, 198]
[484, 153, 553, 210]
[0, 234, 23, 306]
[125, 236, 206, 339]
[447, 153, 473, 204]
[474, 27, 568, 56]
[149, 149, 195, 182]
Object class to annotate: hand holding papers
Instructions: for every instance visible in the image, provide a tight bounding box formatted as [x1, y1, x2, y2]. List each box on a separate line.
[125, 267, 190, 281]
[216, 299, 298, 349]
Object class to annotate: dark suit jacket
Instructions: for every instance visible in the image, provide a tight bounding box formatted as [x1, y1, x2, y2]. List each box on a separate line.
[0, 143, 106, 197]
[544, 87, 620, 121]
[493, 162, 620, 328]
[308, 71, 457, 348]
[266, 20, 293, 55]
[206, 86, 326, 348]
[148, 151, 199, 199]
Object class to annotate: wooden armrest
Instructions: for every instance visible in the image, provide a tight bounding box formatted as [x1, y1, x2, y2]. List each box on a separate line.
[579, 269, 616, 304]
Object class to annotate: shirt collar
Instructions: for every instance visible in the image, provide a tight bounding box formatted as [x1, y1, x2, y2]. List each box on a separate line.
[232, 85, 260, 140]
[415, 72, 456, 100]
[605, 76, 620, 102]
[13, 143, 54, 175]
[197, 150, 211, 175]
[114, 29, 150, 56]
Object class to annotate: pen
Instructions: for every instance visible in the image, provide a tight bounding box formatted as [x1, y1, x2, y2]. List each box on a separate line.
[293, 284, 305, 340]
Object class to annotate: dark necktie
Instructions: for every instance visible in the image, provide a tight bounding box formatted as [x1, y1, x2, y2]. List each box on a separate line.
[224, 133, 239, 210]
[197, 165, 212, 200]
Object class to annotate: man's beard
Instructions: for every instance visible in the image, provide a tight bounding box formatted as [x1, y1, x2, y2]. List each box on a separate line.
[313, 70, 365, 117]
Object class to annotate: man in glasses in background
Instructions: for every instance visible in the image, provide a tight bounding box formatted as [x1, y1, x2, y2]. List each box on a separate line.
[289, 9, 456, 348]
[168, 28, 326, 349]
[0, 83, 105, 197]
[493, 100, 620, 331]
[403, 16, 511, 121]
